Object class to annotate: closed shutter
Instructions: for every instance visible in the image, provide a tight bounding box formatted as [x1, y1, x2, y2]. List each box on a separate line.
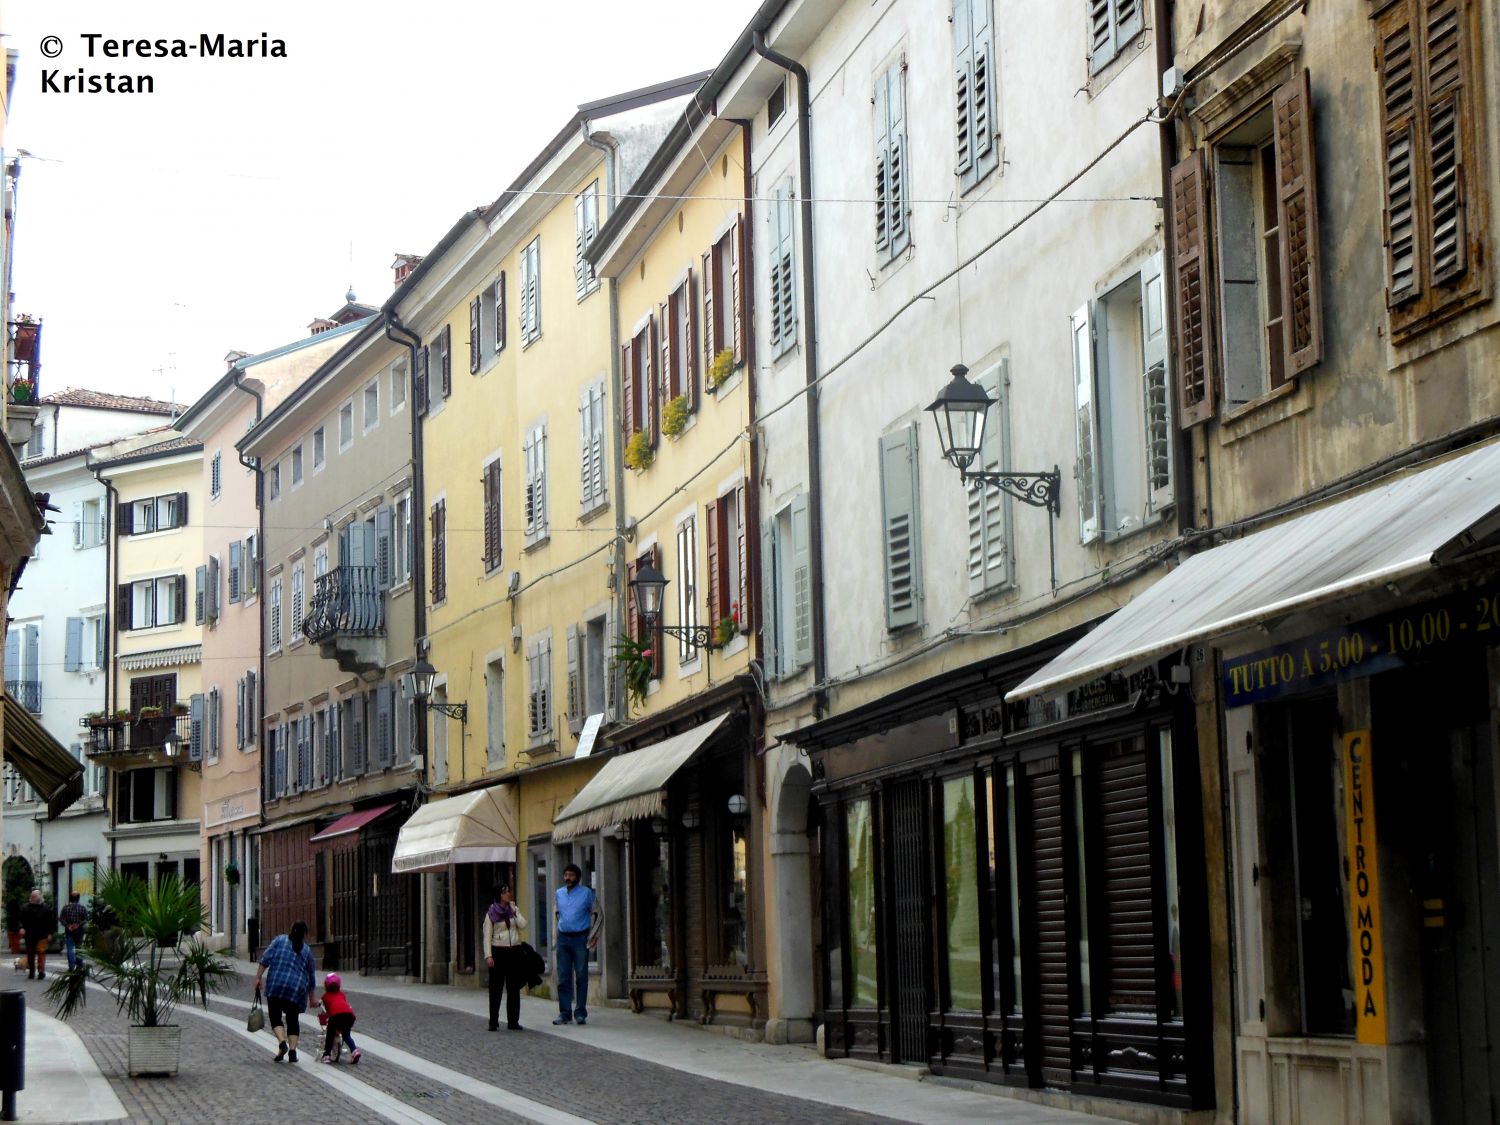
[970, 0, 995, 172]
[789, 493, 813, 672]
[730, 218, 745, 364]
[469, 297, 482, 373]
[176, 492, 189, 527]
[704, 498, 722, 624]
[376, 505, 393, 589]
[415, 346, 429, 416]
[621, 340, 636, 439]
[195, 565, 207, 625]
[645, 317, 659, 448]
[1097, 746, 1157, 1016]
[71, 501, 82, 549]
[1025, 757, 1071, 1085]
[439, 324, 452, 399]
[967, 365, 1011, 595]
[229, 540, 242, 603]
[433, 500, 447, 602]
[189, 693, 204, 762]
[350, 695, 367, 775]
[770, 183, 797, 352]
[702, 249, 719, 367]
[954, 0, 975, 179]
[1071, 304, 1102, 543]
[483, 461, 500, 570]
[1272, 69, 1323, 377]
[1423, 0, 1470, 287]
[1139, 255, 1175, 514]
[1377, 4, 1421, 304]
[878, 425, 923, 630]
[887, 66, 909, 255]
[495, 272, 507, 351]
[174, 575, 187, 625]
[64, 617, 83, 672]
[265, 725, 278, 797]
[117, 583, 132, 630]
[117, 500, 133, 536]
[210, 689, 221, 759]
[328, 702, 340, 781]
[207, 556, 220, 622]
[660, 299, 675, 401]
[875, 71, 892, 253]
[21, 627, 37, 692]
[1170, 151, 1215, 426]
[376, 683, 393, 770]
[246, 670, 256, 738]
[236, 677, 245, 749]
[565, 623, 581, 734]
[684, 271, 699, 412]
[6, 631, 20, 690]
[734, 482, 750, 631]
[761, 520, 780, 678]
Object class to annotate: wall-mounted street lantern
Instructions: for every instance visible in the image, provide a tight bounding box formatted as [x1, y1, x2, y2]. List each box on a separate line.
[925, 364, 1061, 515]
[629, 562, 717, 650]
[403, 658, 468, 724]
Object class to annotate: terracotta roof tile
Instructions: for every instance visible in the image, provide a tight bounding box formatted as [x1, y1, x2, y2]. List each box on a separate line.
[39, 388, 184, 414]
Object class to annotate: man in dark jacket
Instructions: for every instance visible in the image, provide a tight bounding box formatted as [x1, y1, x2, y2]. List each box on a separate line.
[18, 890, 56, 979]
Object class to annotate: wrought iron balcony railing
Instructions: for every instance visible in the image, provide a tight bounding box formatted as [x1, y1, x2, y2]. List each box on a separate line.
[4, 679, 41, 713]
[303, 565, 385, 644]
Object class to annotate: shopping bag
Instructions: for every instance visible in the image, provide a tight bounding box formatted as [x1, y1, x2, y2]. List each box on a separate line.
[247, 995, 265, 1033]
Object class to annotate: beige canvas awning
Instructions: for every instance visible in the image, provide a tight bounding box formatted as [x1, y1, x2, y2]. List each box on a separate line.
[1010, 439, 1500, 701]
[3, 694, 84, 820]
[551, 714, 729, 841]
[391, 785, 520, 874]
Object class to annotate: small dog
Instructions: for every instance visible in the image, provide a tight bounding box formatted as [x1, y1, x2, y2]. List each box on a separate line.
[12, 957, 27, 974]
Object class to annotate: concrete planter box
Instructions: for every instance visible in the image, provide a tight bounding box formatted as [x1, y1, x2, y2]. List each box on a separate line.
[128, 1025, 181, 1076]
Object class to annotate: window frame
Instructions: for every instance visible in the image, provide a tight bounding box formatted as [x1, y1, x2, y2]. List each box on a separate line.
[312, 426, 326, 470]
[575, 182, 601, 300]
[362, 379, 380, 432]
[521, 237, 543, 345]
[338, 400, 354, 451]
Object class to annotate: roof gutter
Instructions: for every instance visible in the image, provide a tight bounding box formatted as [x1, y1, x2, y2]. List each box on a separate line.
[752, 30, 827, 719]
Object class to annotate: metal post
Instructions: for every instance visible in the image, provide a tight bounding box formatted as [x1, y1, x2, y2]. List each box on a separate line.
[0, 989, 25, 1120]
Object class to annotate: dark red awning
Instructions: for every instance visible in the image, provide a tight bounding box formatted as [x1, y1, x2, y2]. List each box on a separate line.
[308, 803, 398, 844]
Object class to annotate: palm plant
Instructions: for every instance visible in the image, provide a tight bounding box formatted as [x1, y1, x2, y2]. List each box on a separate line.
[45, 870, 235, 1027]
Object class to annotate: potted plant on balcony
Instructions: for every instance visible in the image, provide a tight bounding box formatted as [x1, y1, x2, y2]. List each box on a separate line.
[84, 710, 108, 727]
[136, 705, 163, 720]
[705, 347, 735, 394]
[170, 701, 189, 717]
[112, 709, 133, 723]
[6, 376, 32, 405]
[624, 429, 654, 471]
[661, 394, 689, 439]
[46, 870, 234, 1077]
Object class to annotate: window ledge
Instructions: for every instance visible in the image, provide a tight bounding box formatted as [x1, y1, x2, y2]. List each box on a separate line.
[677, 655, 703, 679]
[578, 499, 609, 524]
[523, 534, 551, 553]
[1218, 380, 1311, 444]
[522, 332, 543, 351]
[390, 580, 413, 599]
[483, 564, 508, 583]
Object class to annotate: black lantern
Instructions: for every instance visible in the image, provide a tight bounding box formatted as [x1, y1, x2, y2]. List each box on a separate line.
[403, 658, 468, 723]
[925, 363, 992, 472]
[629, 562, 669, 628]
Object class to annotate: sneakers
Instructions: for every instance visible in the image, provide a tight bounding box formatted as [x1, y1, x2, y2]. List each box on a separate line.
[318, 1054, 331, 1064]
[350, 1049, 362, 1065]
[551, 1016, 573, 1025]
[288, 1049, 299, 1063]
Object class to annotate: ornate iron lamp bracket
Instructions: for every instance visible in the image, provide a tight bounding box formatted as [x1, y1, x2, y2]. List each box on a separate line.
[959, 464, 1062, 516]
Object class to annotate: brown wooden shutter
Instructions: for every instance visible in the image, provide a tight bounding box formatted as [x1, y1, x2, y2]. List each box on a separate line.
[660, 300, 674, 402]
[117, 582, 132, 630]
[704, 497, 721, 623]
[649, 544, 664, 679]
[702, 249, 718, 365]
[625, 557, 640, 644]
[621, 340, 636, 438]
[469, 297, 481, 373]
[730, 217, 745, 364]
[684, 270, 699, 412]
[1170, 150, 1215, 427]
[497, 271, 508, 351]
[1273, 68, 1323, 378]
[482, 463, 498, 570]
[431, 500, 447, 603]
[440, 324, 453, 398]
[645, 316, 660, 449]
[1096, 746, 1158, 1016]
[734, 482, 750, 631]
[1025, 757, 1071, 1086]
[1376, 3, 1422, 306]
[117, 500, 133, 536]
[1422, 0, 1471, 287]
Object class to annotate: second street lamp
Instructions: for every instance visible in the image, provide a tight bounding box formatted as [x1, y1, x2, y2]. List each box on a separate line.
[925, 363, 1061, 515]
[629, 562, 717, 650]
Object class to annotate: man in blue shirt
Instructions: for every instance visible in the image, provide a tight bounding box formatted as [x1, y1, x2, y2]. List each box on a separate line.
[552, 863, 601, 1026]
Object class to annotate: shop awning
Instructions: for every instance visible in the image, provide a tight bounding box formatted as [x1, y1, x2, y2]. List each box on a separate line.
[552, 714, 729, 841]
[3, 694, 84, 820]
[309, 802, 399, 844]
[390, 786, 520, 874]
[1010, 439, 1500, 701]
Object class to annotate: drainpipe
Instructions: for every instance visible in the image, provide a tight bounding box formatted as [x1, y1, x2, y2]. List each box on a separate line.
[86, 454, 118, 862]
[752, 32, 827, 719]
[230, 370, 266, 944]
[384, 314, 427, 745]
[580, 121, 619, 211]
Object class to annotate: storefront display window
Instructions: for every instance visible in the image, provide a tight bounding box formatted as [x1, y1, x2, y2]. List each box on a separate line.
[722, 816, 749, 968]
[634, 823, 672, 970]
[847, 798, 878, 1007]
[943, 775, 983, 1010]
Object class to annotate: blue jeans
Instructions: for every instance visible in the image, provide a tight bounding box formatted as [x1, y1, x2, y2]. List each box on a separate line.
[64, 931, 81, 971]
[555, 931, 590, 1021]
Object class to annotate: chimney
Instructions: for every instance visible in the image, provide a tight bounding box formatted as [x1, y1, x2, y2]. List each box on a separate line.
[224, 349, 250, 369]
[308, 317, 337, 336]
[392, 254, 423, 288]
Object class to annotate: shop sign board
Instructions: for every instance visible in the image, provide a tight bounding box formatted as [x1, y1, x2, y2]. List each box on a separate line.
[1343, 730, 1386, 1044]
[1222, 584, 1500, 708]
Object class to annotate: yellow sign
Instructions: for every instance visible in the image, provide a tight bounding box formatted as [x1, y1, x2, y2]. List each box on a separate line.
[1343, 730, 1386, 1044]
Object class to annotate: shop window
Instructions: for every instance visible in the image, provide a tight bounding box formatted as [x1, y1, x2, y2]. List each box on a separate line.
[943, 774, 983, 1011]
[531, 851, 549, 967]
[720, 795, 750, 968]
[1259, 697, 1355, 1036]
[846, 797, 878, 1008]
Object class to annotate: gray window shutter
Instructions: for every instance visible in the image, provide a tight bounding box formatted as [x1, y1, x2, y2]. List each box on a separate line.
[195, 565, 207, 625]
[376, 682, 393, 770]
[771, 182, 797, 353]
[540, 635, 553, 735]
[328, 702, 341, 781]
[303, 715, 315, 787]
[229, 540, 242, 603]
[970, 0, 995, 171]
[4, 631, 17, 682]
[1139, 253, 1174, 515]
[189, 693, 204, 762]
[761, 520, 780, 679]
[874, 70, 892, 254]
[351, 695, 367, 774]
[565, 624, 582, 734]
[953, 0, 975, 181]
[790, 494, 813, 671]
[1089, 0, 1118, 73]
[968, 365, 1012, 596]
[236, 677, 245, 749]
[246, 670, 256, 738]
[71, 501, 82, 549]
[264, 725, 275, 797]
[207, 556, 220, 622]
[211, 689, 221, 759]
[469, 296, 481, 373]
[375, 505, 393, 590]
[64, 617, 83, 672]
[23, 625, 38, 681]
[879, 425, 923, 630]
[1071, 302, 1102, 544]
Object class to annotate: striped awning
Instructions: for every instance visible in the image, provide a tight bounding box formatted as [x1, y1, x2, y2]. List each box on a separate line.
[2, 694, 84, 820]
[118, 644, 201, 671]
[391, 786, 520, 874]
[551, 714, 728, 841]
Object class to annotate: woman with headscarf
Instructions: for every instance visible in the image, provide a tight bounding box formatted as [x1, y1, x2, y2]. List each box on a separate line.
[483, 884, 527, 1031]
[254, 920, 317, 1062]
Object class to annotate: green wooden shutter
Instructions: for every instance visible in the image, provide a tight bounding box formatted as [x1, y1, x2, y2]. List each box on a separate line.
[879, 425, 923, 630]
[1071, 303, 1102, 544]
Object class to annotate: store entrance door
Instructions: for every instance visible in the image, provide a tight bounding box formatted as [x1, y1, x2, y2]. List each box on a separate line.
[886, 780, 930, 1064]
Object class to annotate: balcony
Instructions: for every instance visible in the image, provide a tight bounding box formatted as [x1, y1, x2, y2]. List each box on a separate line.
[303, 565, 385, 676]
[4, 679, 41, 713]
[82, 714, 187, 771]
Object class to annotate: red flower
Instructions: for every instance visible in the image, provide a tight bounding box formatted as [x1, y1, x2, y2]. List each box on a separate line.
[640, 649, 653, 659]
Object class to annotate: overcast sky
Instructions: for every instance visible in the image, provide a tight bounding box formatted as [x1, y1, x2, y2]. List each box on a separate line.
[3, 1, 756, 408]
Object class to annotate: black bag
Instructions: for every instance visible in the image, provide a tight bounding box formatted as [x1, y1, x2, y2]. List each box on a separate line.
[518, 942, 546, 989]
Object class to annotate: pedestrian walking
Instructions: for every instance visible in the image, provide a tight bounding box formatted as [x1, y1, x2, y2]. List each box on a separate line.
[316, 972, 361, 1064]
[18, 890, 55, 980]
[552, 864, 601, 1026]
[484, 884, 527, 1031]
[57, 892, 88, 972]
[254, 920, 317, 1063]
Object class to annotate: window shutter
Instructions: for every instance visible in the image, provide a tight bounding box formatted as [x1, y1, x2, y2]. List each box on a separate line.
[1273, 68, 1323, 377]
[887, 67, 909, 254]
[971, 0, 996, 169]
[328, 701, 340, 780]
[1071, 303, 1103, 543]
[440, 324, 452, 398]
[71, 501, 82, 549]
[415, 346, 429, 416]
[1170, 150, 1215, 426]
[375, 504, 393, 589]
[626, 558, 640, 645]
[210, 689, 221, 759]
[565, 623, 582, 734]
[189, 693, 204, 762]
[483, 462, 497, 568]
[968, 366, 1012, 595]
[684, 271, 699, 412]
[660, 299, 674, 401]
[64, 617, 83, 672]
[875, 70, 892, 253]
[195, 565, 207, 625]
[246, 669, 256, 737]
[621, 340, 637, 439]
[734, 482, 750, 631]
[236, 677, 245, 749]
[3, 631, 17, 684]
[1376, 0, 1420, 306]
[1422, 0, 1474, 289]
[770, 184, 797, 353]
[376, 682, 393, 770]
[790, 493, 813, 671]
[730, 218, 745, 364]
[575, 192, 589, 296]
[702, 249, 718, 367]
[1089, 0, 1118, 73]
[351, 695, 367, 774]
[536, 425, 548, 534]
[175, 492, 189, 527]
[21, 625, 38, 685]
[954, 0, 975, 179]
[431, 500, 447, 603]
[704, 497, 722, 624]
[496, 272, 507, 351]
[229, 540, 242, 602]
[645, 317, 660, 448]
[647, 548, 665, 679]
[469, 297, 481, 373]
[1139, 255, 1175, 515]
[117, 501, 133, 536]
[207, 555, 220, 622]
[118, 583, 132, 630]
[761, 520, 780, 678]
[878, 425, 923, 630]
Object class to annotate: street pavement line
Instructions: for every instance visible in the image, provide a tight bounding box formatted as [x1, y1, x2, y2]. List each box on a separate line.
[204, 992, 592, 1125]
